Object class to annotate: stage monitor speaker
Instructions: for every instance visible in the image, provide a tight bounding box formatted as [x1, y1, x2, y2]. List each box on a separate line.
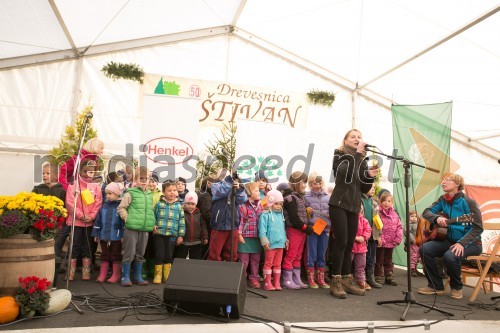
[163, 258, 246, 319]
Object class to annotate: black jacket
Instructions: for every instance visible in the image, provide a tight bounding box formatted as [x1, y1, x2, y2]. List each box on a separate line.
[328, 149, 374, 213]
[32, 183, 66, 203]
[197, 187, 212, 231]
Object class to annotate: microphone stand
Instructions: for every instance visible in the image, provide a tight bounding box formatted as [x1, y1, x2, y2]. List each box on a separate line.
[367, 147, 453, 320]
[63, 114, 93, 314]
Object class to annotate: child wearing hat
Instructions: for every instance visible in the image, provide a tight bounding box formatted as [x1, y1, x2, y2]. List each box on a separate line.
[255, 170, 270, 199]
[175, 177, 189, 205]
[176, 192, 208, 260]
[259, 190, 288, 291]
[92, 182, 125, 283]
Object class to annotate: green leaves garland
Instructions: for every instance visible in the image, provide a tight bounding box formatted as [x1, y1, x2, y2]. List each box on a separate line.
[306, 89, 336, 107]
[101, 62, 145, 84]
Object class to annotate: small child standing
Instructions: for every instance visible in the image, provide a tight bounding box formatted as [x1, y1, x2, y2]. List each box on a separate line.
[303, 173, 331, 289]
[92, 182, 125, 283]
[255, 170, 270, 199]
[259, 190, 288, 291]
[153, 180, 185, 284]
[375, 192, 403, 286]
[406, 211, 425, 277]
[175, 177, 189, 205]
[208, 169, 247, 262]
[238, 182, 263, 289]
[117, 166, 156, 286]
[65, 159, 103, 281]
[32, 162, 67, 259]
[352, 204, 372, 290]
[176, 192, 208, 260]
[361, 184, 383, 289]
[282, 171, 312, 289]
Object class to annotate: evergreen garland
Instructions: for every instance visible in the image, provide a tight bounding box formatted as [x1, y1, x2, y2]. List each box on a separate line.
[101, 61, 145, 84]
[48, 104, 99, 165]
[307, 89, 336, 107]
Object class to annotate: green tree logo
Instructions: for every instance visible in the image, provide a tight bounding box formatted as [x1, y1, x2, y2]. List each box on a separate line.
[237, 156, 284, 180]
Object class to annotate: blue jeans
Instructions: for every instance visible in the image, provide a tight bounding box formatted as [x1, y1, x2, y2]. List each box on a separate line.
[419, 239, 482, 291]
[307, 231, 329, 268]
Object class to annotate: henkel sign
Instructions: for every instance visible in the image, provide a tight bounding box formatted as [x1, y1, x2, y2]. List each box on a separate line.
[142, 137, 193, 165]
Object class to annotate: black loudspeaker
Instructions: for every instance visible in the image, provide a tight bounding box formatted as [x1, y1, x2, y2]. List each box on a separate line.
[163, 258, 246, 319]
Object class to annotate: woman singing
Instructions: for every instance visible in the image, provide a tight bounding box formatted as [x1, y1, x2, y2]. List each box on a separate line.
[329, 129, 377, 299]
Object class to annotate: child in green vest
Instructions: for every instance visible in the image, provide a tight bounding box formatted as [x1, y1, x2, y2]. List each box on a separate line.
[117, 166, 155, 286]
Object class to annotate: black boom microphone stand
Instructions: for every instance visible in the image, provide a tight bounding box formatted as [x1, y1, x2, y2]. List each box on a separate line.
[366, 147, 454, 320]
[63, 112, 94, 314]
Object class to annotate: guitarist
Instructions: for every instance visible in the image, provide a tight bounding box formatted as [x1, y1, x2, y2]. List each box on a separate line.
[418, 173, 483, 300]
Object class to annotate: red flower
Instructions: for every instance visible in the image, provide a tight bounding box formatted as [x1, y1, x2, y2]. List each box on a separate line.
[28, 287, 35, 294]
[33, 220, 45, 231]
[46, 222, 55, 229]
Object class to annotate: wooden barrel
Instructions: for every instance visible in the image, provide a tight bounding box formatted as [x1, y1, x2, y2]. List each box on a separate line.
[0, 234, 55, 296]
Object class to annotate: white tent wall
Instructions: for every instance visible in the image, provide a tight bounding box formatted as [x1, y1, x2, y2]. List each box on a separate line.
[1, 29, 500, 195]
[0, 61, 76, 149]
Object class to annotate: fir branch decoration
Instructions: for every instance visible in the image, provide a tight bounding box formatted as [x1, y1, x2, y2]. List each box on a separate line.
[307, 89, 336, 107]
[48, 104, 98, 165]
[101, 62, 145, 84]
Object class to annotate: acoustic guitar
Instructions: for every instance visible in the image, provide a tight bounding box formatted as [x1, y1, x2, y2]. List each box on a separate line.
[415, 213, 473, 246]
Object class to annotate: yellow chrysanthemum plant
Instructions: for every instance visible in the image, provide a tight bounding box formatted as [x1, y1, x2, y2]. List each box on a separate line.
[0, 192, 67, 241]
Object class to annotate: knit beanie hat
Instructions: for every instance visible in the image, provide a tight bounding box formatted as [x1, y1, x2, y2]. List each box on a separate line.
[255, 170, 268, 182]
[276, 183, 289, 192]
[266, 190, 283, 207]
[105, 182, 124, 196]
[184, 192, 198, 205]
[378, 188, 390, 199]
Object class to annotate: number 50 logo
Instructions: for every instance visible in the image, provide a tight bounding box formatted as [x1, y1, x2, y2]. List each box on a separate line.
[189, 85, 201, 97]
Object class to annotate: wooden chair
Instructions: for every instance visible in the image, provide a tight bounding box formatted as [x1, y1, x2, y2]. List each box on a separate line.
[467, 222, 500, 302]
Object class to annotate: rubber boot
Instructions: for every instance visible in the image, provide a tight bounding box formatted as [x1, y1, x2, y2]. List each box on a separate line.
[330, 275, 346, 299]
[133, 261, 149, 285]
[121, 262, 132, 286]
[96, 262, 109, 283]
[281, 269, 300, 289]
[315, 267, 329, 289]
[366, 269, 382, 288]
[272, 270, 282, 291]
[307, 267, 318, 288]
[342, 274, 365, 296]
[263, 270, 275, 291]
[67, 259, 77, 281]
[82, 258, 92, 280]
[107, 262, 121, 283]
[292, 268, 308, 289]
[162, 263, 172, 283]
[153, 265, 163, 284]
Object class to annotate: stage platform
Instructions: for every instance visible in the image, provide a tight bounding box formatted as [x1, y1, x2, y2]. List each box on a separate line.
[1, 267, 499, 332]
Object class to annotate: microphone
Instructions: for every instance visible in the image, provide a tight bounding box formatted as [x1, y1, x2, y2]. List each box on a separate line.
[364, 143, 376, 148]
[85, 112, 93, 119]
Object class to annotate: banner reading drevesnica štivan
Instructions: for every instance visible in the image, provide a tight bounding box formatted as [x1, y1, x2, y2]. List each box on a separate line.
[142, 74, 308, 128]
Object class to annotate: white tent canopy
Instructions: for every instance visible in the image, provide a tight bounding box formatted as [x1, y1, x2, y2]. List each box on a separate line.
[0, 0, 499, 193]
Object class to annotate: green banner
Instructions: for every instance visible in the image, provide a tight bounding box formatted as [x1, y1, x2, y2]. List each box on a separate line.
[391, 102, 453, 266]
